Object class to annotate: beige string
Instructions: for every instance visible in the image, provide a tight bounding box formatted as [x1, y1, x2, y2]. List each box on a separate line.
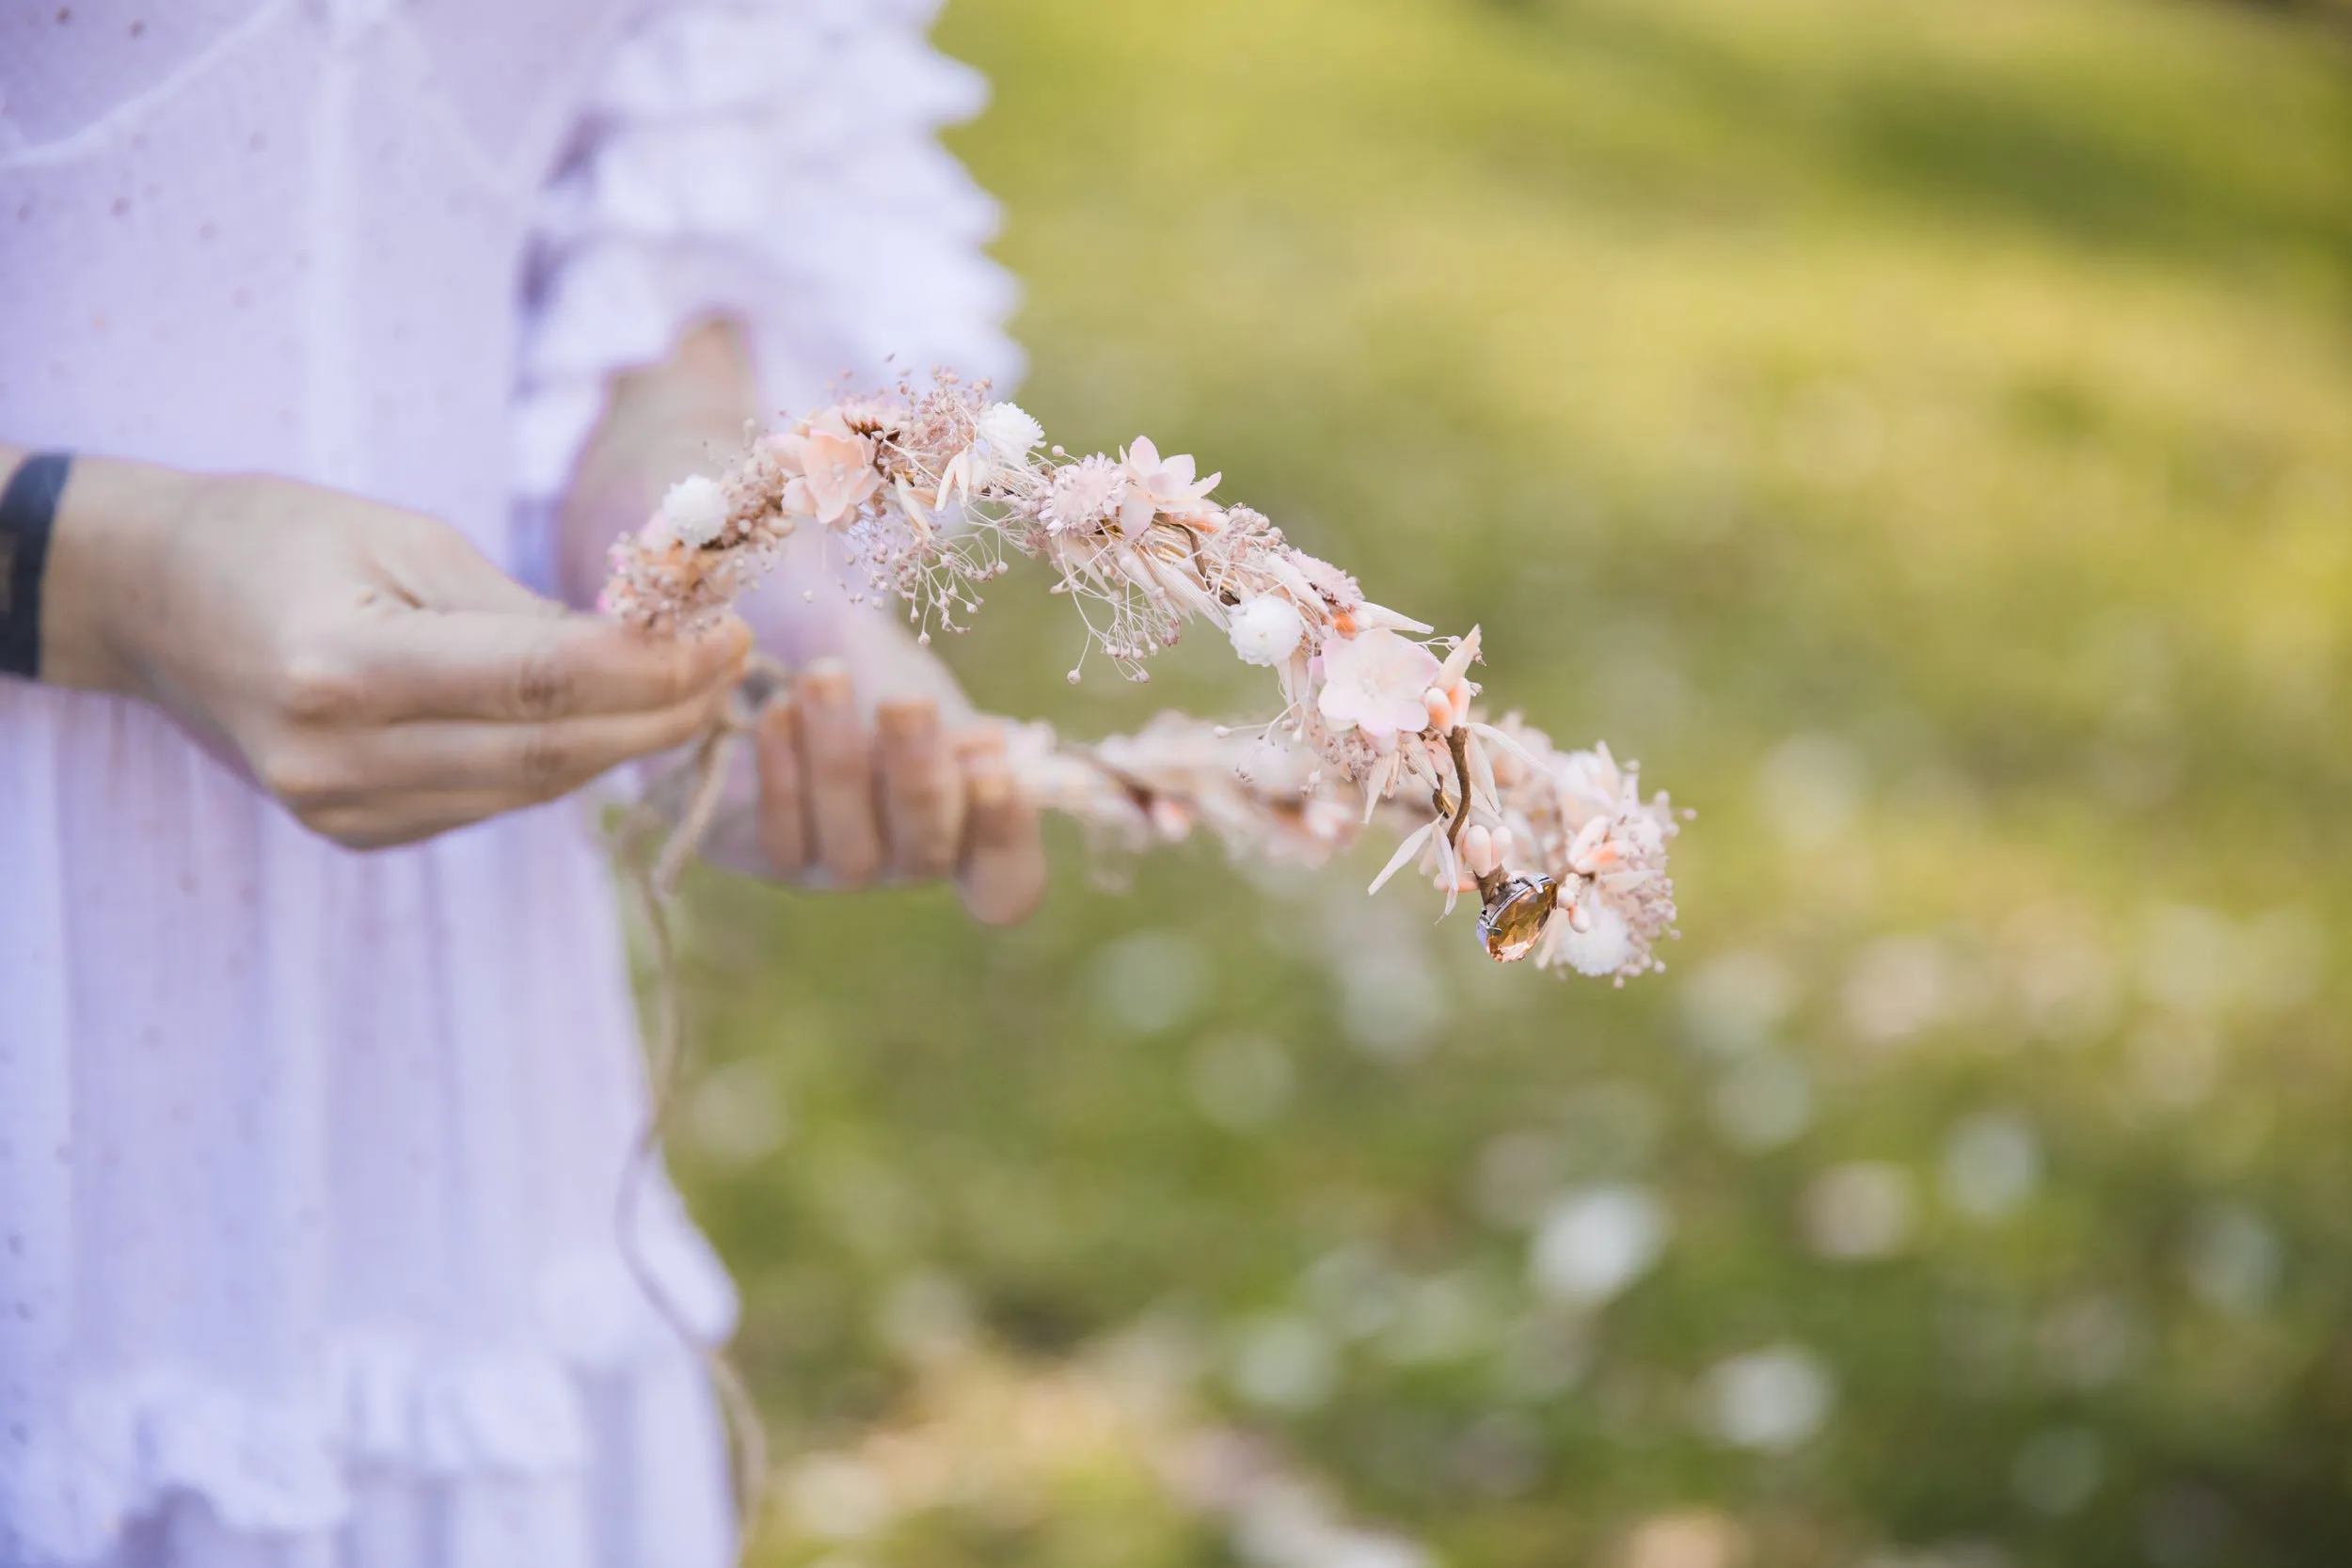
[610, 657, 794, 1560]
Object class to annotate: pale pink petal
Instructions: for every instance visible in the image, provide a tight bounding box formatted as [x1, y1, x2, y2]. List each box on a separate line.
[1470, 721, 1547, 776]
[1369, 819, 1437, 895]
[1361, 751, 1401, 823]
[1438, 626, 1483, 688]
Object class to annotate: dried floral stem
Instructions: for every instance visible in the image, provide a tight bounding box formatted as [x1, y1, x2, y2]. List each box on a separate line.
[1445, 728, 1474, 848]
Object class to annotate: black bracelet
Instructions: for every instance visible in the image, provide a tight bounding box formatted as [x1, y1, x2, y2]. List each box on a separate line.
[0, 451, 72, 680]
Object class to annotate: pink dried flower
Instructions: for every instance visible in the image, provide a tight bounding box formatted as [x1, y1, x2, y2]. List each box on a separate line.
[1118, 436, 1220, 534]
[1317, 627, 1443, 740]
[1041, 454, 1128, 534]
[796, 410, 882, 525]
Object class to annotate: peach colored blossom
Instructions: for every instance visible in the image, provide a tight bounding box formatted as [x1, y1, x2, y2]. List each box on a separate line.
[1317, 627, 1442, 741]
[798, 411, 882, 525]
[1117, 436, 1220, 534]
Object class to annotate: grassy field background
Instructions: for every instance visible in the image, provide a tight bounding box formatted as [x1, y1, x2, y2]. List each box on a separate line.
[666, 1, 2352, 1563]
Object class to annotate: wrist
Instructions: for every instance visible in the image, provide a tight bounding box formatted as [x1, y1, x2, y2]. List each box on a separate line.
[39, 453, 199, 699]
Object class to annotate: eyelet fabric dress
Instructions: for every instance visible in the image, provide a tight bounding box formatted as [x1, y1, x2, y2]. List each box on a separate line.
[0, 2, 1019, 1562]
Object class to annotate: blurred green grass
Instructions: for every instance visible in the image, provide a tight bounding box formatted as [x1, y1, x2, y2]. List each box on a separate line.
[670, 0, 2352, 1563]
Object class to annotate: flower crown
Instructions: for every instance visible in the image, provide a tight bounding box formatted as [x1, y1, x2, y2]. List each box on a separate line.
[602, 374, 1680, 980]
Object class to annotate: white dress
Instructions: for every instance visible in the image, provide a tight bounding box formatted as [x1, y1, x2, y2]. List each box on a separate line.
[0, 3, 1018, 1563]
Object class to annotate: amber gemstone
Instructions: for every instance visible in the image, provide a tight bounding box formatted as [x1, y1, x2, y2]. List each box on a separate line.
[1478, 874, 1559, 962]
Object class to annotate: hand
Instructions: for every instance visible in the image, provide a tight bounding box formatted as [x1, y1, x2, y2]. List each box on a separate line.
[35, 453, 749, 849]
[747, 657, 1046, 927]
[556, 315, 1050, 925]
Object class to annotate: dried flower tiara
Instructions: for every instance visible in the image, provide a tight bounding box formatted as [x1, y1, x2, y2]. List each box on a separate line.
[603, 373, 1681, 981]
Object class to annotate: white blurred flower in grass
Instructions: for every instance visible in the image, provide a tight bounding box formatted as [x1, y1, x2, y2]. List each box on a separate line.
[1229, 1314, 1338, 1413]
[1755, 732, 1865, 850]
[1190, 1033, 1295, 1131]
[1999, 901, 2122, 1045]
[1232, 1477, 1431, 1568]
[1621, 1511, 1751, 1568]
[1496, 1310, 1592, 1400]
[1941, 1114, 2040, 1220]
[2035, 1295, 2148, 1389]
[684, 1055, 787, 1167]
[1375, 1272, 1489, 1367]
[1704, 1345, 1834, 1452]
[2183, 1202, 2283, 1315]
[1472, 1131, 1566, 1228]
[878, 1270, 976, 1364]
[1802, 1162, 1915, 1260]
[1334, 939, 1445, 1060]
[1680, 949, 1797, 1056]
[1530, 1184, 1669, 1305]
[1842, 937, 1948, 1047]
[1301, 1245, 1406, 1343]
[1709, 1049, 1815, 1153]
[1092, 929, 1208, 1036]
[784, 1453, 893, 1542]
[2012, 1426, 2105, 1518]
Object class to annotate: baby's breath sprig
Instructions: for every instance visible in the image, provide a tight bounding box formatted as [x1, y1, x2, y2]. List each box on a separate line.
[603, 374, 1681, 980]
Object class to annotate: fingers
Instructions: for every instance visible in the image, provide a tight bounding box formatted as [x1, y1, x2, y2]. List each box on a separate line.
[754, 695, 810, 877]
[795, 659, 885, 888]
[357, 610, 751, 723]
[261, 686, 730, 815]
[876, 698, 962, 879]
[745, 668, 1047, 918]
[955, 727, 1047, 927]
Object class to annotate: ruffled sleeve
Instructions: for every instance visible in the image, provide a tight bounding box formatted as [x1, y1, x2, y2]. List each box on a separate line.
[510, 0, 1023, 528]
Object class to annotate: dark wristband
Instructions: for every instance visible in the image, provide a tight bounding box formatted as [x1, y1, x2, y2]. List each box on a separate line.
[0, 451, 72, 680]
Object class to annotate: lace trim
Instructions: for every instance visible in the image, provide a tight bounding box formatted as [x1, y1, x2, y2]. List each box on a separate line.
[0, 1229, 733, 1566]
[509, 0, 1022, 510]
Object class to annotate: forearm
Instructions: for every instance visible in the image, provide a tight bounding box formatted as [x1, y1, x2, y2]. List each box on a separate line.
[555, 317, 760, 610]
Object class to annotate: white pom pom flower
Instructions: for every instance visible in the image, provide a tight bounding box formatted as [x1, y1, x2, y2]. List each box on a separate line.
[1227, 595, 1306, 667]
[1557, 898, 1634, 977]
[975, 401, 1045, 465]
[658, 475, 730, 550]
